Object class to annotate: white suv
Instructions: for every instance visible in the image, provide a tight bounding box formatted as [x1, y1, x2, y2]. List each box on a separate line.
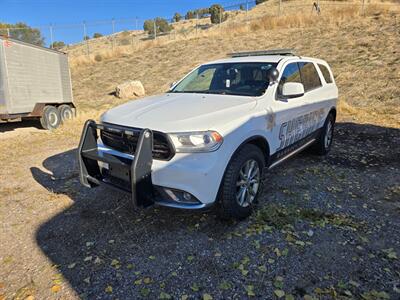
[78, 49, 338, 219]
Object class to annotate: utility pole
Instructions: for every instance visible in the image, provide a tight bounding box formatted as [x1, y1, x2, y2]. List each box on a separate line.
[7, 28, 10, 37]
[135, 17, 138, 31]
[49, 24, 54, 48]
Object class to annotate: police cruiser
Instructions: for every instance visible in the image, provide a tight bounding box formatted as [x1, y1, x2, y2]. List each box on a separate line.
[78, 49, 338, 220]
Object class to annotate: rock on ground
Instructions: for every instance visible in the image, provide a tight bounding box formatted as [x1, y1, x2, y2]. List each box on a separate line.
[115, 80, 145, 98]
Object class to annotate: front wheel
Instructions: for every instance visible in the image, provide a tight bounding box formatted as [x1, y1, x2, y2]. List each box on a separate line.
[312, 113, 335, 155]
[218, 144, 265, 220]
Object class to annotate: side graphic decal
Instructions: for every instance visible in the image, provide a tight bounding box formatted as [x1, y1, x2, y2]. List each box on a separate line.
[277, 108, 325, 151]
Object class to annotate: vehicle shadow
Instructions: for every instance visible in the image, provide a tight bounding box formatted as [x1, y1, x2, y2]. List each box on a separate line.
[32, 122, 400, 299]
[31, 149, 236, 299]
[0, 119, 42, 133]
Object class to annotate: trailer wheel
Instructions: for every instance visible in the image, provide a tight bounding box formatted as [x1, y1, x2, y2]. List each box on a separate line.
[40, 106, 61, 130]
[58, 104, 74, 122]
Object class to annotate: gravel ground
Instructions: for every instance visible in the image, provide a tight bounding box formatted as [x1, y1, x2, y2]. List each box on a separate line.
[1, 122, 399, 300]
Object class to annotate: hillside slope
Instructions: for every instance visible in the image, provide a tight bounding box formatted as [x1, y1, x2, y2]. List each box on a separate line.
[70, 3, 400, 127]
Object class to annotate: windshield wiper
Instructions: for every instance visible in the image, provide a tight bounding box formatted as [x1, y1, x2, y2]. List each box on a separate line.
[170, 90, 211, 94]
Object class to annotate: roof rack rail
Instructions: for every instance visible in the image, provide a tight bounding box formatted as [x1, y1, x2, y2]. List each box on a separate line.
[228, 49, 296, 58]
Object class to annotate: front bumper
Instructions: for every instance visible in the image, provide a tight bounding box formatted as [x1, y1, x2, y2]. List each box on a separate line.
[78, 120, 216, 209]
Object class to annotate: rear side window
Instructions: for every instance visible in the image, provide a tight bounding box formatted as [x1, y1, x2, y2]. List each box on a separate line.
[298, 62, 322, 92]
[277, 62, 301, 96]
[318, 64, 333, 83]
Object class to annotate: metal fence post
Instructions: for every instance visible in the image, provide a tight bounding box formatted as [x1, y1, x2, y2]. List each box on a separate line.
[153, 19, 157, 39]
[196, 13, 199, 35]
[112, 18, 115, 50]
[49, 24, 54, 48]
[246, 0, 249, 22]
[83, 21, 90, 56]
[362, 0, 365, 16]
[279, 0, 282, 16]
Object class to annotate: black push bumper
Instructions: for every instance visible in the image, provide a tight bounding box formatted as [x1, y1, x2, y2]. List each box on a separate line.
[78, 120, 154, 207]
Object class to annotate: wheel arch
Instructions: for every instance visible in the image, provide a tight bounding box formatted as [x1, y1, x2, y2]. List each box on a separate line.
[229, 135, 270, 169]
[328, 107, 337, 121]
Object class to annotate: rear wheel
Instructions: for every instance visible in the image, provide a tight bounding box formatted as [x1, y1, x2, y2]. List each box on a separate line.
[58, 104, 75, 122]
[39, 106, 61, 130]
[312, 113, 335, 155]
[218, 144, 265, 220]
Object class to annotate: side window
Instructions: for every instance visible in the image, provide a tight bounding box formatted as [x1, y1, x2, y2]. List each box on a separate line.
[277, 62, 301, 96]
[318, 64, 333, 84]
[298, 62, 322, 92]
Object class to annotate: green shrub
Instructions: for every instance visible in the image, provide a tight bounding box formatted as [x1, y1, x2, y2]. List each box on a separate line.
[173, 13, 182, 22]
[0, 22, 44, 46]
[185, 11, 196, 20]
[210, 4, 228, 24]
[93, 32, 103, 38]
[120, 38, 130, 46]
[51, 41, 65, 50]
[143, 18, 172, 35]
[94, 54, 102, 62]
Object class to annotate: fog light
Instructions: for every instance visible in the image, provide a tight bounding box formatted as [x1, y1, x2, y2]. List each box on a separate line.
[164, 188, 179, 201]
[156, 186, 200, 204]
[183, 192, 192, 201]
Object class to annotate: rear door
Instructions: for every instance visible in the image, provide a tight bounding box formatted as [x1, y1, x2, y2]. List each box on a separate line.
[297, 61, 327, 132]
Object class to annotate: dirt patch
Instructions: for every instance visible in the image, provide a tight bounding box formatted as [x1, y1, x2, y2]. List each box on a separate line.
[1, 122, 399, 299]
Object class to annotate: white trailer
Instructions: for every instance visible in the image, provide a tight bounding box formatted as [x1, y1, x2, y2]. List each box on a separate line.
[0, 36, 75, 129]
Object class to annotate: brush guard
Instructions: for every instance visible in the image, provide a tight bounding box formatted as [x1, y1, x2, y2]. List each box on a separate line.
[78, 120, 154, 207]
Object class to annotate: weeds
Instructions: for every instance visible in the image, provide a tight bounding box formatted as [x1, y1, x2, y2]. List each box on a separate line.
[253, 203, 362, 230]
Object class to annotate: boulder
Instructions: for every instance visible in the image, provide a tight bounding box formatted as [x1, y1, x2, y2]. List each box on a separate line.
[115, 80, 145, 98]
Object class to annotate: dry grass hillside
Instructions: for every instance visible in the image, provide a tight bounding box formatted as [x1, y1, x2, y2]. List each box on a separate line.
[69, 1, 400, 128]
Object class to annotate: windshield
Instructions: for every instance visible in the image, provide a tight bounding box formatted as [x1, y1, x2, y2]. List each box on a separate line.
[171, 62, 277, 97]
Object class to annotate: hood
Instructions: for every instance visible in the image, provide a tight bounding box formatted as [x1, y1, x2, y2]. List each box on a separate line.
[101, 93, 257, 132]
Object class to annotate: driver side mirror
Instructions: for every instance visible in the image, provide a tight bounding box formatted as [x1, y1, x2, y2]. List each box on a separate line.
[170, 81, 177, 89]
[282, 82, 305, 98]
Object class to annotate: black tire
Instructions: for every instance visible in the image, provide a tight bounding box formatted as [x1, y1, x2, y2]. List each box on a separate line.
[311, 113, 335, 155]
[58, 104, 75, 122]
[218, 144, 265, 220]
[39, 106, 61, 130]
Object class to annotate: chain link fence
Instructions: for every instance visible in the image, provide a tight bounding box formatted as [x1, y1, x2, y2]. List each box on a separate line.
[1, 0, 399, 59]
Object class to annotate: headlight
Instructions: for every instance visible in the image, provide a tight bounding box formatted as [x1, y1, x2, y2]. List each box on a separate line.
[168, 131, 223, 153]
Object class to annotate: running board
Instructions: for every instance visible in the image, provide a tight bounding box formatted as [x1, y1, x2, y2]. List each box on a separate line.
[268, 139, 316, 170]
